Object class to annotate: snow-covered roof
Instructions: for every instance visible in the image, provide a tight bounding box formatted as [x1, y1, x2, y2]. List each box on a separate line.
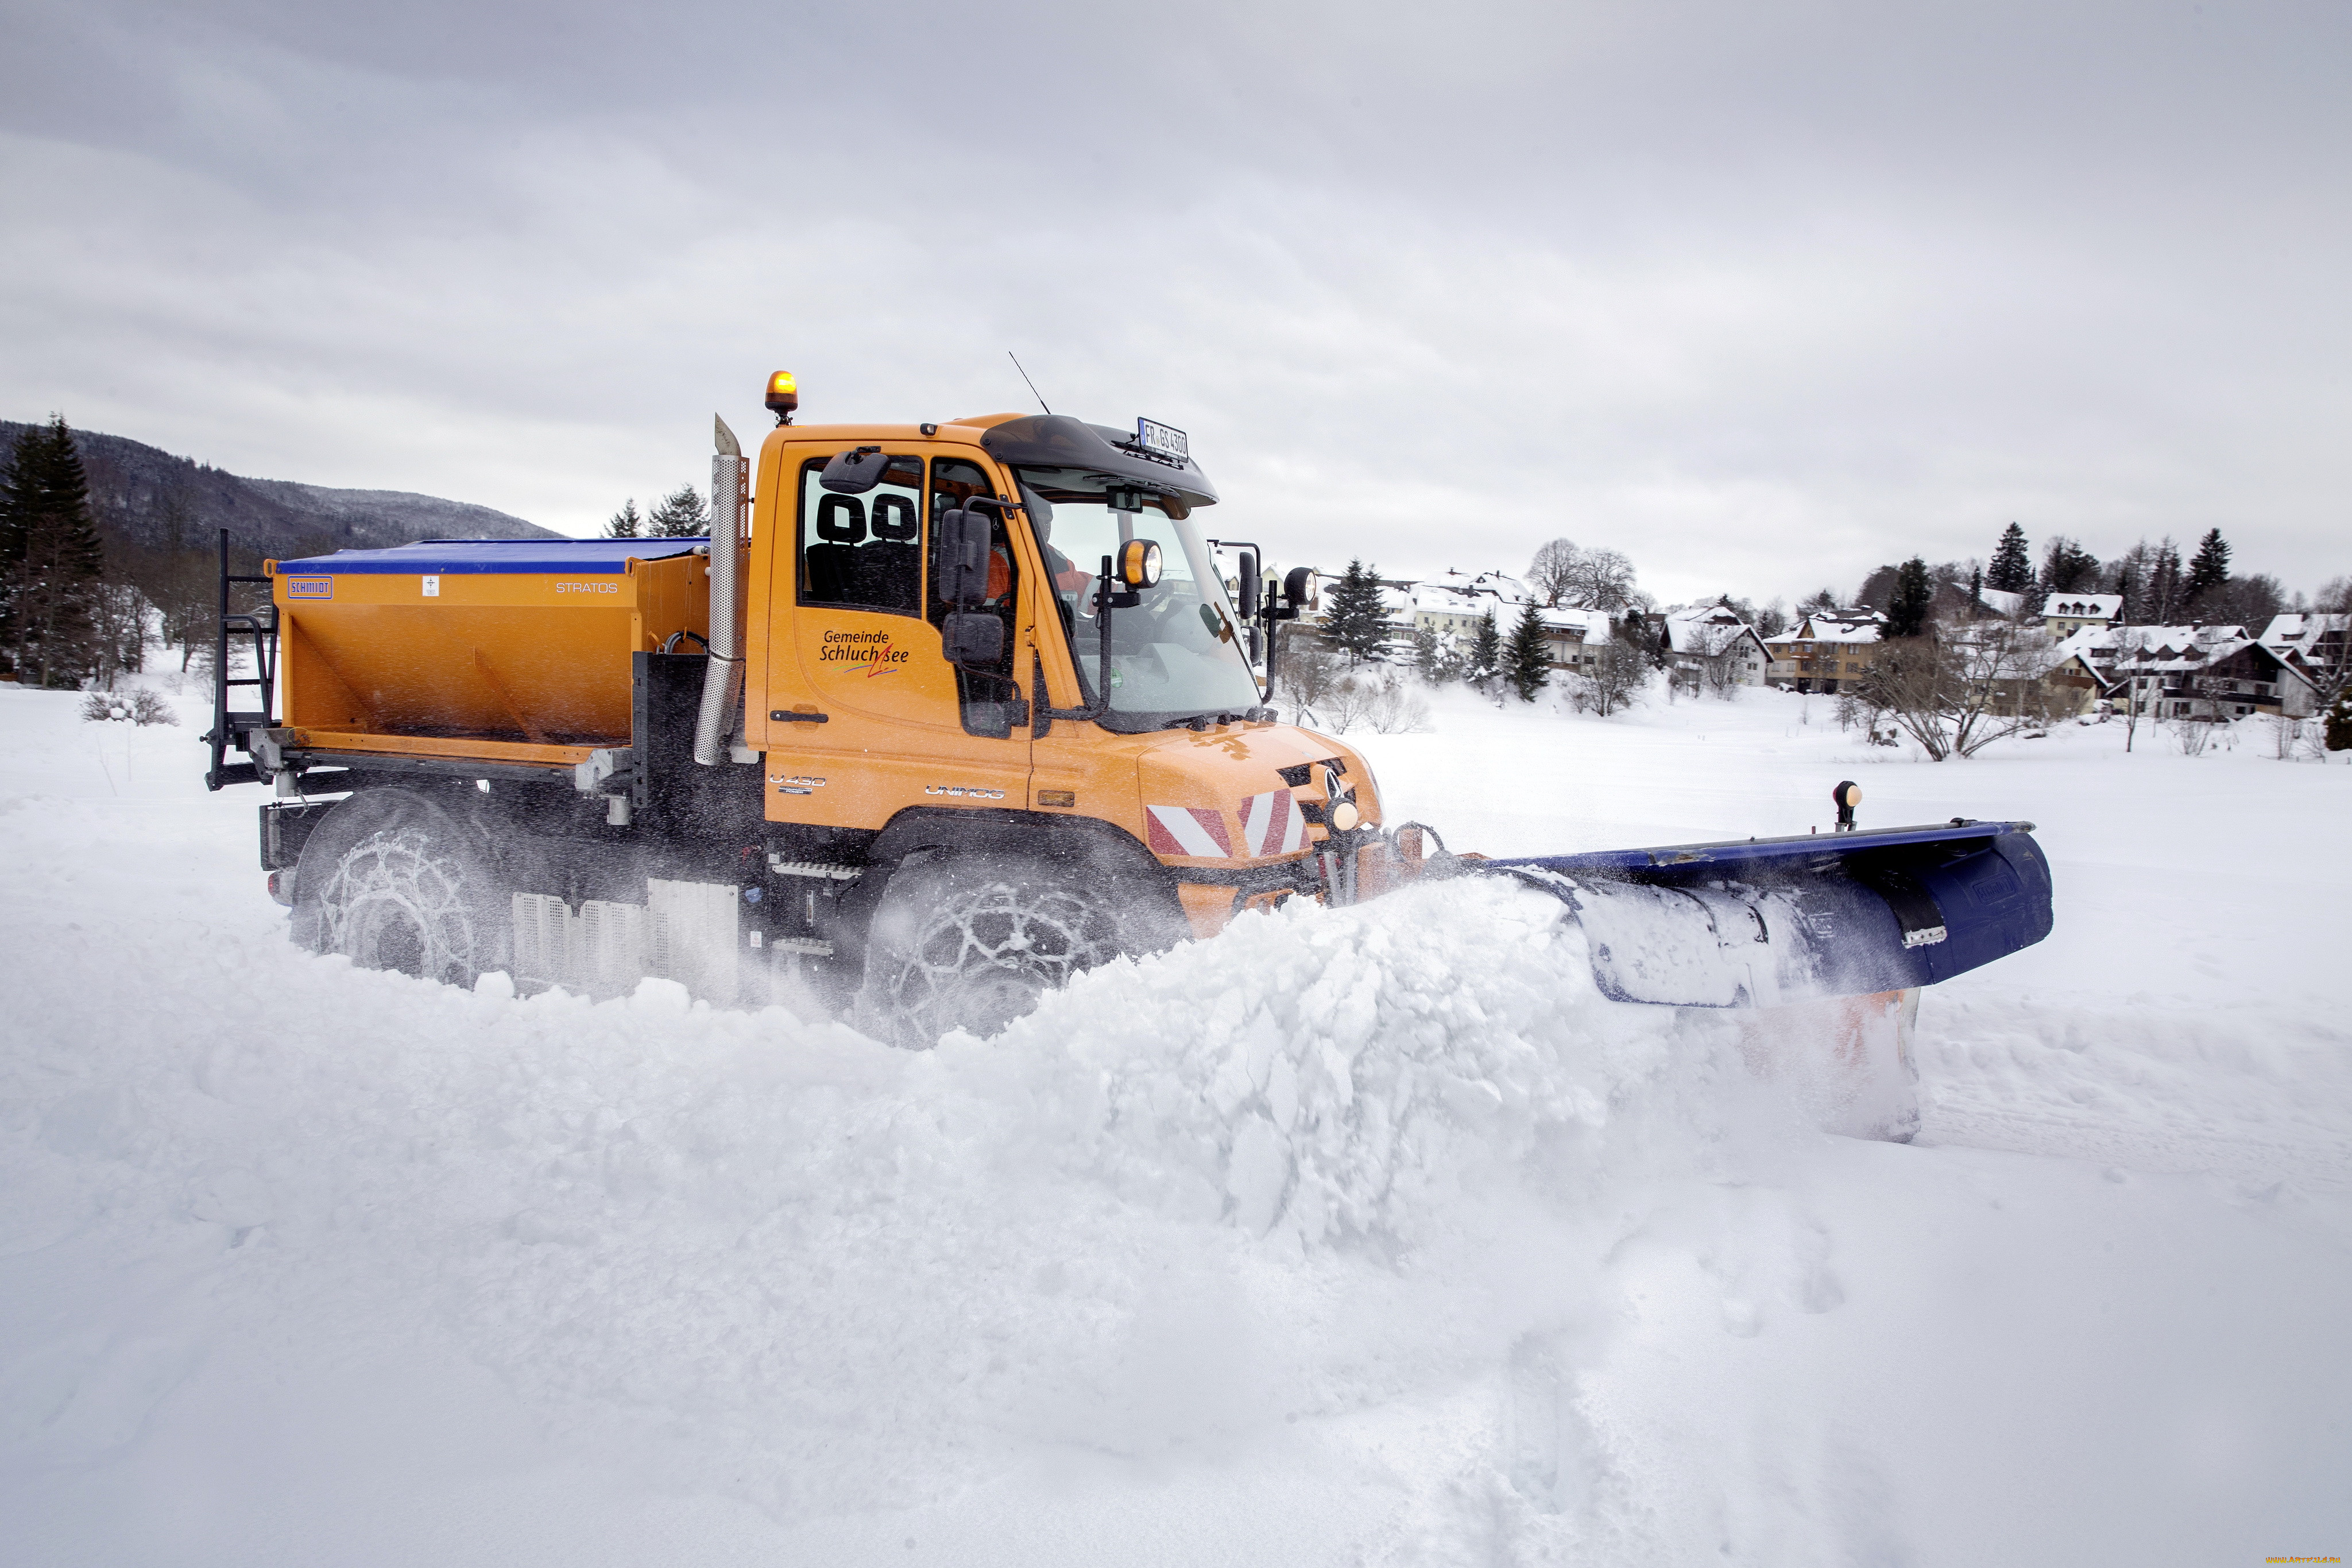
[1534, 607, 1612, 638]
[2258, 613, 2350, 667]
[1406, 582, 1489, 616]
[2043, 593, 2120, 621]
[1661, 605, 1765, 656]
[1977, 587, 2026, 617]
[1780, 615, 1883, 645]
[2068, 624, 2308, 686]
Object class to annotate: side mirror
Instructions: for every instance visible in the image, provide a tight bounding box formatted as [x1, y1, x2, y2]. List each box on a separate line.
[1116, 539, 1163, 589]
[937, 506, 991, 606]
[819, 446, 891, 494]
[1237, 550, 1260, 620]
[1283, 566, 1318, 613]
[942, 611, 1004, 666]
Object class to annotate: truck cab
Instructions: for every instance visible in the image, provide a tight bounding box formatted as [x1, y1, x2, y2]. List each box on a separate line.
[741, 411, 1380, 941]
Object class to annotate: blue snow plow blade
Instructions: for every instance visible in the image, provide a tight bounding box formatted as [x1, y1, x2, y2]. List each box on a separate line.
[1486, 821, 2053, 1008]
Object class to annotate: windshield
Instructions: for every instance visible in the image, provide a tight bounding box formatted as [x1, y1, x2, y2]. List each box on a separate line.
[1016, 469, 1262, 727]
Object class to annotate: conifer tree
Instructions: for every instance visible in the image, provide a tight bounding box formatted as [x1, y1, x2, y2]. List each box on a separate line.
[647, 485, 707, 538]
[1618, 606, 1657, 668]
[1986, 523, 2033, 594]
[1504, 601, 1550, 701]
[1468, 606, 1500, 688]
[1323, 559, 1388, 666]
[1, 415, 106, 686]
[2184, 528, 2231, 608]
[2110, 560, 2138, 625]
[2038, 536, 2100, 598]
[1886, 556, 1934, 638]
[1411, 624, 1446, 683]
[2147, 538, 2184, 623]
[605, 499, 642, 539]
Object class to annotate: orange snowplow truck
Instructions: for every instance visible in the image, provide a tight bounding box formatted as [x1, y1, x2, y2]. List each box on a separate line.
[206, 373, 2053, 1076]
[213, 381, 1390, 1044]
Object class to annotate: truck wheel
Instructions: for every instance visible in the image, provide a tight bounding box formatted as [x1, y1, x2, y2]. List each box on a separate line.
[859, 855, 1151, 1050]
[291, 790, 511, 989]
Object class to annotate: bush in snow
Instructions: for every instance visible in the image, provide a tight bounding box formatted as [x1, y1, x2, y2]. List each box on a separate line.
[79, 688, 177, 726]
[1316, 668, 1430, 735]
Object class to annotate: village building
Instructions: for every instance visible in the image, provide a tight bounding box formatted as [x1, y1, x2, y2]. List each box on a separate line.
[2061, 624, 2315, 719]
[2042, 593, 2121, 640]
[2258, 613, 2349, 684]
[1659, 603, 1771, 689]
[1765, 610, 1883, 694]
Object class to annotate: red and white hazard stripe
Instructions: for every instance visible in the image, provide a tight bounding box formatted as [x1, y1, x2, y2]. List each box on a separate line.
[1144, 804, 1234, 859]
[1238, 788, 1308, 857]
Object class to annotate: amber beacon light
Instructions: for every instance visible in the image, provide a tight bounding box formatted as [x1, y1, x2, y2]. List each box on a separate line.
[765, 370, 799, 425]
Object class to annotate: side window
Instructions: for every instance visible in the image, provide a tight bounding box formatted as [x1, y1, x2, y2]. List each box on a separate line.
[928, 458, 1022, 737]
[799, 455, 923, 616]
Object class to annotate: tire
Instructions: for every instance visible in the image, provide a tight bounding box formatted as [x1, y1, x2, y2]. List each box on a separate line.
[858, 854, 1166, 1050]
[289, 789, 512, 989]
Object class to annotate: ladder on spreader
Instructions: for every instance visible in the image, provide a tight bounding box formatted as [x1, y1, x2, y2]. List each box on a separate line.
[204, 528, 279, 791]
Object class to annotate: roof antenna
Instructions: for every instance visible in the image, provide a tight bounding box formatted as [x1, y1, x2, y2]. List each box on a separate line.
[1008, 351, 1051, 415]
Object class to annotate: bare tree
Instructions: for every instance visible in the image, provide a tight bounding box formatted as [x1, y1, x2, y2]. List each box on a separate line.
[1561, 547, 1639, 611]
[1701, 646, 1745, 700]
[1279, 646, 1341, 723]
[1527, 538, 1580, 607]
[1848, 622, 2058, 760]
[1318, 667, 1432, 734]
[86, 582, 149, 689]
[1566, 637, 1648, 717]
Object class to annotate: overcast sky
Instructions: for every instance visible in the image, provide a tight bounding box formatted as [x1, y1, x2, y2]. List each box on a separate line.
[3, 0, 2346, 605]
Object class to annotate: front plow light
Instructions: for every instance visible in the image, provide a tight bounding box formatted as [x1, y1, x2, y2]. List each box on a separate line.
[1117, 539, 1162, 589]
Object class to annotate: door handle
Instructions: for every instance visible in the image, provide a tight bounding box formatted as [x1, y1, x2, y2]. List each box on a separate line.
[770, 710, 830, 723]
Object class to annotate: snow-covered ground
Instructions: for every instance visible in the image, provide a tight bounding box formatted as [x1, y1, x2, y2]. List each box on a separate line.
[3, 677, 2346, 1566]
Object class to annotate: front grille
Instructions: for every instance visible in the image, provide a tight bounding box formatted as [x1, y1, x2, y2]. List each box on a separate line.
[1276, 756, 1347, 788]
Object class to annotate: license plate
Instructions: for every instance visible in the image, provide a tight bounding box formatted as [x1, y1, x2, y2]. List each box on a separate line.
[1136, 417, 1189, 459]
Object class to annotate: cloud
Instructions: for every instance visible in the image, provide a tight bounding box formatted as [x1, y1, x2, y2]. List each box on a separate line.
[2, 0, 2346, 601]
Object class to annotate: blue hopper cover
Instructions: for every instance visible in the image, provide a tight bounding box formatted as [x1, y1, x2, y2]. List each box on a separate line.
[275, 537, 710, 575]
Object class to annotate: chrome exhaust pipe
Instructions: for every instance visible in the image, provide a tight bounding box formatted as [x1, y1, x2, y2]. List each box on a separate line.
[693, 414, 750, 766]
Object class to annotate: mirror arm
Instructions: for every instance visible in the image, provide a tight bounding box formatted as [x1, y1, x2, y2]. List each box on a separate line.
[1206, 537, 1273, 704]
[1041, 555, 1117, 723]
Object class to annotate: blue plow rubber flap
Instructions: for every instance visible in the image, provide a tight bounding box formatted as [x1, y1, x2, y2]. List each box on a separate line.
[1489, 820, 2054, 1001]
[275, 537, 710, 575]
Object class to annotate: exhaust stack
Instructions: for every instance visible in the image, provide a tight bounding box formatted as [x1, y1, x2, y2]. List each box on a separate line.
[693, 414, 751, 766]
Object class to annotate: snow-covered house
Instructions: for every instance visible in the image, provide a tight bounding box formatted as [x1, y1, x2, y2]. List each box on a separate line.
[1402, 570, 1529, 638]
[2042, 593, 2121, 640]
[1534, 606, 1615, 671]
[1976, 586, 2026, 619]
[1764, 613, 1883, 695]
[1659, 604, 1770, 688]
[2069, 624, 2314, 719]
[1403, 579, 1492, 642]
[2042, 638, 2111, 718]
[2258, 613, 2349, 684]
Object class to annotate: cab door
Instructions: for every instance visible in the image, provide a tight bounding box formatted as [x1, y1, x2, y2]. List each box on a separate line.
[756, 446, 1031, 828]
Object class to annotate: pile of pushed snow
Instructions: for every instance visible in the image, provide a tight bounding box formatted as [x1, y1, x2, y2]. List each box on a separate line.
[969, 877, 1764, 1249]
[0, 827, 1786, 1528]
